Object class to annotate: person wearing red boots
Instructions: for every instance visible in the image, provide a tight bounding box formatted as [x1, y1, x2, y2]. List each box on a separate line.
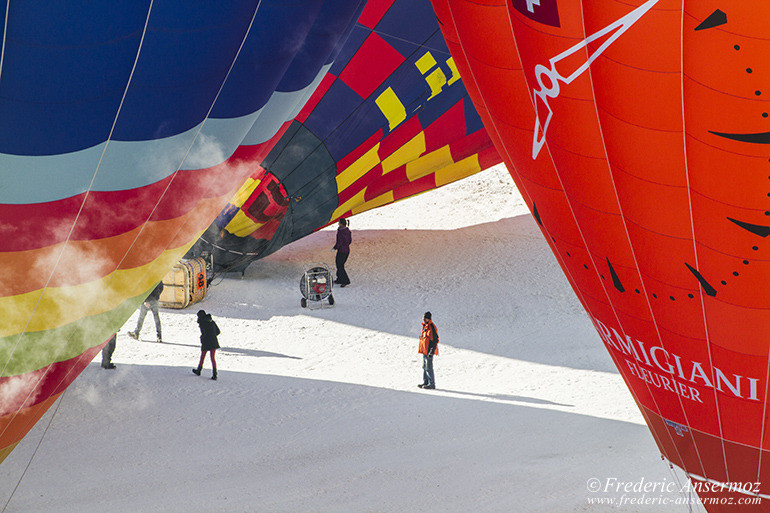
[193, 310, 220, 380]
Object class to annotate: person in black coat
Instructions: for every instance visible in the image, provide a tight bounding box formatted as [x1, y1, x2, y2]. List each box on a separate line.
[193, 310, 220, 380]
[333, 218, 352, 287]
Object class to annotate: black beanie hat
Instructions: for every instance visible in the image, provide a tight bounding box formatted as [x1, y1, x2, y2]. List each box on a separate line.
[423, 311, 431, 320]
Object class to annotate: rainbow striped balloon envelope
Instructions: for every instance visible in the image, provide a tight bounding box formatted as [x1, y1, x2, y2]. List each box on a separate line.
[0, 0, 500, 463]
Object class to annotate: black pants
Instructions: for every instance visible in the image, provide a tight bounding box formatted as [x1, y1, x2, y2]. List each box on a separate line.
[335, 251, 350, 285]
[101, 334, 117, 368]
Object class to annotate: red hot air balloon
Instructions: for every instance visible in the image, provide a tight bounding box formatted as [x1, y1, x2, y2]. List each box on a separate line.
[432, 0, 770, 508]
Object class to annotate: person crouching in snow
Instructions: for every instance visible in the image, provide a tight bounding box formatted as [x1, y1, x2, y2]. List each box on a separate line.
[418, 311, 438, 389]
[193, 310, 220, 380]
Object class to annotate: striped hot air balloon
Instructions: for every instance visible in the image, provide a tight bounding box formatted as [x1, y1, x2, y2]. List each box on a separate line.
[0, 0, 369, 463]
[199, 0, 501, 273]
[0, 0, 502, 465]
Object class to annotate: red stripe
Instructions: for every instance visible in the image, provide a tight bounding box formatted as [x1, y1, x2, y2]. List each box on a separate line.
[0, 196, 227, 297]
[364, 165, 408, 202]
[423, 100, 467, 154]
[296, 74, 336, 123]
[393, 174, 436, 202]
[447, 127, 490, 160]
[338, 33, 405, 99]
[336, 130, 383, 172]
[0, 138, 288, 253]
[0, 343, 103, 417]
[357, 0, 397, 29]
[378, 116, 422, 160]
[477, 144, 503, 170]
[338, 163, 383, 205]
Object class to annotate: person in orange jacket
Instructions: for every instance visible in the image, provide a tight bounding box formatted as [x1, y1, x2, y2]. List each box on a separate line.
[418, 311, 438, 389]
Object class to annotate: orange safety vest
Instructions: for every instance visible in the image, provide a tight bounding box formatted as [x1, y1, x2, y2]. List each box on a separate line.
[418, 320, 439, 356]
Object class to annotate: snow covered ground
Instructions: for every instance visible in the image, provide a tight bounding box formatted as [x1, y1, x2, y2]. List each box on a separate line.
[0, 165, 702, 512]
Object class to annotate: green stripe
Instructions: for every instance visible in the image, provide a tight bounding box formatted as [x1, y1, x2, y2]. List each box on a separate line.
[0, 296, 145, 377]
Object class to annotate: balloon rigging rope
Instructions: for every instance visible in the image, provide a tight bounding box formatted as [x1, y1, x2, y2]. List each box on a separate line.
[675, 0, 731, 483]
[0, 0, 156, 444]
[756, 355, 770, 482]
[587, 0, 700, 479]
[1, 391, 67, 513]
[663, 459, 693, 512]
[562, 0, 693, 475]
[367, 26, 448, 57]
[0, 0, 9, 83]
[108, 0, 263, 294]
[2, 0, 264, 449]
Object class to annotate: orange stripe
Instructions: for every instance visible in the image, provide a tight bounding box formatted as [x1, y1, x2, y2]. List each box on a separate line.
[0, 393, 61, 455]
[0, 194, 231, 298]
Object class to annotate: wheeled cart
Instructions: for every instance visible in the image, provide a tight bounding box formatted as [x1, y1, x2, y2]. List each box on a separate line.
[300, 264, 335, 309]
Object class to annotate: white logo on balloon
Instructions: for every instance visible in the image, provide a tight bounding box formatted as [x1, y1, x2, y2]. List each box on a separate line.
[531, 0, 660, 159]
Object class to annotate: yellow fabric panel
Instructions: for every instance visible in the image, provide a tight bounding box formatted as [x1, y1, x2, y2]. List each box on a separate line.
[225, 209, 264, 238]
[446, 57, 461, 86]
[336, 143, 381, 192]
[381, 132, 426, 175]
[351, 191, 395, 216]
[374, 87, 406, 131]
[331, 189, 367, 220]
[229, 177, 260, 209]
[405, 145, 453, 182]
[415, 52, 438, 74]
[424, 68, 447, 101]
[435, 154, 482, 187]
[0, 243, 192, 338]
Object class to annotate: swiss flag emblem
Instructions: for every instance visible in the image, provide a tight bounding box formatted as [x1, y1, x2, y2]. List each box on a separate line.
[510, 0, 561, 27]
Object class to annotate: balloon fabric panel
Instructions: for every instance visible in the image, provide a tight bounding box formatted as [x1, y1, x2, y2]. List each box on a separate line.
[432, 0, 770, 507]
[205, 0, 502, 273]
[0, 0, 368, 463]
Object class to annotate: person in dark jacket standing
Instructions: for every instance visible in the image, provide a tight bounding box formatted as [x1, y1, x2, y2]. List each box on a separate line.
[418, 311, 439, 389]
[128, 281, 164, 342]
[101, 333, 117, 369]
[193, 309, 220, 380]
[333, 218, 352, 287]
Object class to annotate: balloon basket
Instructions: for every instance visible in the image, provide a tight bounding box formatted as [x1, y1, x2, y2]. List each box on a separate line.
[159, 257, 209, 309]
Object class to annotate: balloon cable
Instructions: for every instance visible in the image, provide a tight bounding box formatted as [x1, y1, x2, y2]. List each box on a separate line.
[1, 390, 67, 513]
[0, 0, 9, 82]
[663, 458, 693, 512]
